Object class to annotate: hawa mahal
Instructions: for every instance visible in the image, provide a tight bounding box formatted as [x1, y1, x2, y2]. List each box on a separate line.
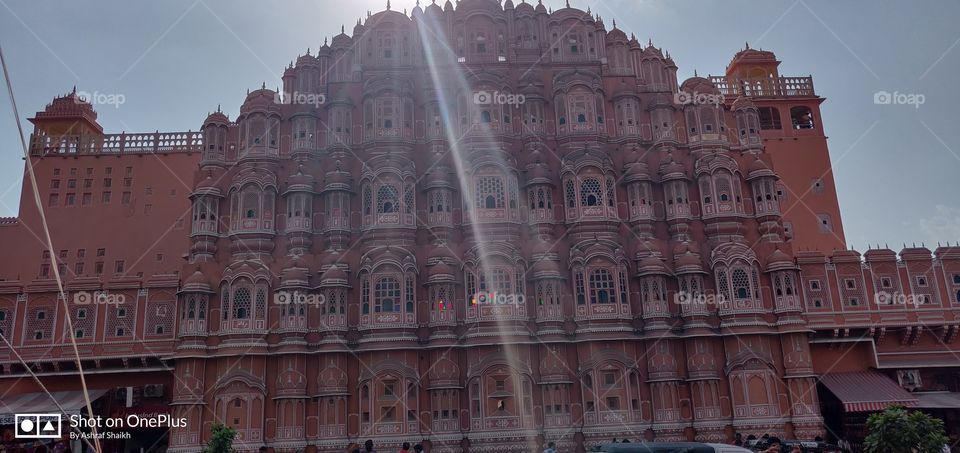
[1, 1, 959, 452]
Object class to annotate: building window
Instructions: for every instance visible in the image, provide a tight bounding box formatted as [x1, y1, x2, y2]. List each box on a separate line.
[818, 214, 833, 232]
[47, 194, 58, 207]
[588, 269, 616, 304]
[845, 279, 856, 290]
[375, 277, 401, 313]
[790, 106, 815, 129]
[115, 260, 125, 274]
[809, 280, 821, 291]
[102, 192, 111, 203]
[758, 107, 782, 130]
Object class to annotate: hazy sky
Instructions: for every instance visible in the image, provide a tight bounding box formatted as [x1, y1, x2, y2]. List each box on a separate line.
[1, 0, 958, 250]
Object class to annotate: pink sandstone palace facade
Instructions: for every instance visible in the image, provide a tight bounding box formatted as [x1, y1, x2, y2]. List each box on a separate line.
[1, 1, 960, 452]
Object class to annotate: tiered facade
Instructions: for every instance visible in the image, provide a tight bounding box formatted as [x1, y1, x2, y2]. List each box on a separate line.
[2, 1, 958, 453]
[174, 1, 828, 451]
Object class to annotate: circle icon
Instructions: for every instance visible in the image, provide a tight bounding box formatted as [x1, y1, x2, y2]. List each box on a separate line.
[19, 418, 34, 434]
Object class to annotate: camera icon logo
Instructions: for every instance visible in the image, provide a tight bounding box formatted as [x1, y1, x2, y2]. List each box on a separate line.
[673, 91, 692, 105]
[15, 414, 61, 439]
[473, 91, 491, 105]
[873, 90, 892, 105]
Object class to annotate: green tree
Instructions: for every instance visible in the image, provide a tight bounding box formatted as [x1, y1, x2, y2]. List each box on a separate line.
[864, 405, 948, 453]
[202, 423, 237, 453]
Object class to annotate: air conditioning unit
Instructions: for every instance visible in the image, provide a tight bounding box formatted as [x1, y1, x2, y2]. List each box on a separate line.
[144, 384, 165, 398]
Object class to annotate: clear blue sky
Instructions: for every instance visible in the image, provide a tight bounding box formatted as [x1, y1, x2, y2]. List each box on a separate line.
[1, 0, 958, 249]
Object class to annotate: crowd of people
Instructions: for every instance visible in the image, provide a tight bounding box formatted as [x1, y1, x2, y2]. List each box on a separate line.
[347, 439, 424, 453]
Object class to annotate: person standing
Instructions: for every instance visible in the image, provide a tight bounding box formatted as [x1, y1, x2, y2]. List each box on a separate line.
[398, 442, 410, 453]
[543, 441, 557, 453]
[364, 439, 376, 453]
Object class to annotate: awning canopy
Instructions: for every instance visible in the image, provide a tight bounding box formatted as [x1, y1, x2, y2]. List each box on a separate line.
[0, 390, 108, 424]
[820, 371, 918, 412]
[914, 392, 960, 409]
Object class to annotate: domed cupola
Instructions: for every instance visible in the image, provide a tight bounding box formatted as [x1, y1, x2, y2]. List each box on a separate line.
[181, 269, 214, 294]
[657, 151, 687, 182]
[203, 108, 230, 127]
[286, 165, 315, 194]
[765, 248, 796, 272]
[427, 243, 457, 282]
[240, 84, 281, 115]
[622, 146, 652, 183]
[317, 251, 350, 287]
[425, 0, 443, 16]
[673, 243, 706, 275]
[279, 255, 311, 288]
[745, 156, 775, 181]
[331, 25, 352, 49]
[636, 253, 671, 277]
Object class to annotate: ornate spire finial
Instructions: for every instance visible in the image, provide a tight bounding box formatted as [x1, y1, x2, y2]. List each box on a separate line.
[261, 81, 266, 89]
[612, 18, 616, 28]
[745, 41, 750, 49]
[217, 104, 221, 112]
[387, 0, 391, 10]
[693, 69, 698, 77]
[565, 0, 570, 7]
[324, 37, 328, 45]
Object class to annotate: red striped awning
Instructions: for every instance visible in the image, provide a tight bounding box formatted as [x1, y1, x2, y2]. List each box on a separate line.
[820, 371, 918, 412]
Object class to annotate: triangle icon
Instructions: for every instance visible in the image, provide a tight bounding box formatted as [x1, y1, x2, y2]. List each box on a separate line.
[42, 421, 55, 432]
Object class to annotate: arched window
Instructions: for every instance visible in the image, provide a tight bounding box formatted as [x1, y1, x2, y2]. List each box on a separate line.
[580, 178, 602, 207]
[233, 287, 251, 319]
[732, 269, 750, 299]
[481, 110, 492, 123]
[362, 278, 371, 314]
[565, 180, 576, 208]
[377, 185, 399, 214]
[589, 269, 616, 304]
[475, 176, 505, 209]
[375, 277, 401, 313]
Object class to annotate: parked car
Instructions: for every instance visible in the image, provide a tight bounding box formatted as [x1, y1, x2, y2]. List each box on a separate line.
[747, 439, 844, 452]
[591, 442, 754, 453]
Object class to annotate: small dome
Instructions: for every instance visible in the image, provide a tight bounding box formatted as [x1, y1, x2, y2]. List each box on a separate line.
[203, 109, 229, 126]
[746, 157, 775, 180]
[181, 270, 213, 293]
[240, 87, 281, 115]
[765, 248, 796, 272]
[637, 254, 671, 276]
[657, 154, 687, 180]
[731, 96, 756, 112]
[605, 27, 628, 44]
[535, 0, 547, 13]
[679, 77, 720, 96]
[288, 165, 315, 188]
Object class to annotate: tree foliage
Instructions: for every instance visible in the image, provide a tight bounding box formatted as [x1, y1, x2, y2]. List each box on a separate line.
[202, 423, 237, 453]
[864, 405, 948, 453]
